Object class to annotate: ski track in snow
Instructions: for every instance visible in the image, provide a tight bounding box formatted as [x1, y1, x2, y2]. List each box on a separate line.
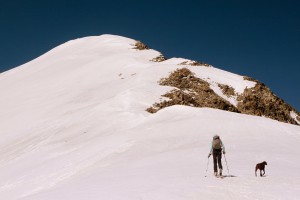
[0, 34, 299, 200]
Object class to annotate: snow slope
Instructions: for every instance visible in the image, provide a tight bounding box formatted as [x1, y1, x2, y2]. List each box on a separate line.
[0, 34, 299, 200]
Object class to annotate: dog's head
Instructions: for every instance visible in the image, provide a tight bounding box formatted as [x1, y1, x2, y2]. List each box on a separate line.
[262, 161, 267, 165]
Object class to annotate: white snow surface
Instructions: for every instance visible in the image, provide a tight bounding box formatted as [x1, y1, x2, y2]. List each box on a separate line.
[0, 34, 300, 200]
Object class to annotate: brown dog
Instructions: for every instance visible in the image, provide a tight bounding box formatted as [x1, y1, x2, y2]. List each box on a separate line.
[255, 161, 267, 177]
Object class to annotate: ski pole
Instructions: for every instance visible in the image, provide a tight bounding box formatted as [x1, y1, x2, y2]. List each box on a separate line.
[224, 154, 230, 176]
[205, 157, 210, 177]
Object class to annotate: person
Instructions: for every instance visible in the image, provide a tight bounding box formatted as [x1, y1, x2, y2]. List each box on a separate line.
[208, 135, 225, 176]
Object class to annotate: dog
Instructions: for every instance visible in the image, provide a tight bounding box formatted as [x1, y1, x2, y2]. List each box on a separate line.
[255, 161, 267, 177]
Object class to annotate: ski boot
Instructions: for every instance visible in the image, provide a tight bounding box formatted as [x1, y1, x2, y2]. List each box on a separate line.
[219, 169, 222, 176]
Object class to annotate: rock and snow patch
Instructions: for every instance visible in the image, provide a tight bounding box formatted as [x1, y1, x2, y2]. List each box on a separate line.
[209, 81, 238, 106]
[146, 68, 238, 113]
[147, 62, 299, 125]
[179, 60, 211, 67]
[186, 66, 256, 107]
[290, 111, 300, 124]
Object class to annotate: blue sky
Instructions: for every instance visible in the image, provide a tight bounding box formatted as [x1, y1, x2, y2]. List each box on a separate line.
[0, 0, 299, 111]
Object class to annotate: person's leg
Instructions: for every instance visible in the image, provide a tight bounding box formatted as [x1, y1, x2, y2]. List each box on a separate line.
[213, 151, 218, 175]
[218, 152, 223, 170]
[217, 151, 223, 175]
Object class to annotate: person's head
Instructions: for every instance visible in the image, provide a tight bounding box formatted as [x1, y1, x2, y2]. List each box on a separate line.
[213, 135, 220, 140]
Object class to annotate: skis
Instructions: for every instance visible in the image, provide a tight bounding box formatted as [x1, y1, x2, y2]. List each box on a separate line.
[206, 174, 224, 178]
[214, 174, 224, 179]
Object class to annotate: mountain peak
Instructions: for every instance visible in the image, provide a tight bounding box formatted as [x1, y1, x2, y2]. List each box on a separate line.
[1, 34, 299, 125]
[0, 35, 300, 199]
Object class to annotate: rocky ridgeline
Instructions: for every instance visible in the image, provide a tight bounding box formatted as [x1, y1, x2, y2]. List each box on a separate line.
[147, 68, 300, 125]
[237, 77, 299, 125]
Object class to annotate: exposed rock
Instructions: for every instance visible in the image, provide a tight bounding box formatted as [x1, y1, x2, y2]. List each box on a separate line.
[133, 41, 149, 50]
[243, 76, 257, 82]
[151, 55, 167, 62]
[146, 107, 158, 114]
[147, 68, 238, 113]
[237, 79, 299, 125]
[297, 116, 300, 122]
[218, 84, 236, 97]
[180, 60, 211, 67]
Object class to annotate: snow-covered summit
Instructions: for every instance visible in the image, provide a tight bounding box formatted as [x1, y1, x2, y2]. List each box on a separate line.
[0, 34, 300, 200]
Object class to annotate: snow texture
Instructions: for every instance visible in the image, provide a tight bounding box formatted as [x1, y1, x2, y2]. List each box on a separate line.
[0, 34, 299, 200]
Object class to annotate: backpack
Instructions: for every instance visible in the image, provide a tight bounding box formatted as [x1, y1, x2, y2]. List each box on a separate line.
[212, 138, 221, 149]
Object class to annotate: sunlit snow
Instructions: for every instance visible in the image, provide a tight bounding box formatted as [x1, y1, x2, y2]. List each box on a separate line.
[0, 34, 299, 200]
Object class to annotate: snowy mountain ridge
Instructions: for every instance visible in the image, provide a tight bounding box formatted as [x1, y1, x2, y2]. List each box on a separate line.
[0, 34, 300, 200]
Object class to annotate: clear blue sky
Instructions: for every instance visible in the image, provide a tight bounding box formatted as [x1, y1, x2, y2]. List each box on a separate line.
[0, 0, 299, 111]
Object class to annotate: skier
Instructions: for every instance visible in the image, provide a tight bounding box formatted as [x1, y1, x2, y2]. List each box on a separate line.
[208, 135, 225, 177]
